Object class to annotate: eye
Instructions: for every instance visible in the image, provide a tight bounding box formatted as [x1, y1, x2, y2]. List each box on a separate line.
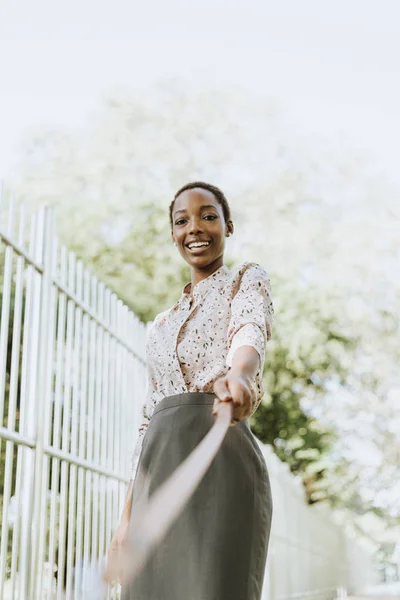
[204, 214, 218, 220]
[175, 218, 187, 226]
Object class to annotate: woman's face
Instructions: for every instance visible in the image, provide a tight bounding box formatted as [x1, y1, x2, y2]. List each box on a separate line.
[171, 188, 233, 269]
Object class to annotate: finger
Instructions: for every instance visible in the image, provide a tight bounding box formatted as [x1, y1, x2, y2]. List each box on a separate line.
[212, 396, 231, 418]
[230, 395, 252, 423]
[229, 379, 246, 406]
[232, 400, 252, 422]
[211, 397, 220, 416]
[213, 378, 232, 402]
[231, 404, 247, 422]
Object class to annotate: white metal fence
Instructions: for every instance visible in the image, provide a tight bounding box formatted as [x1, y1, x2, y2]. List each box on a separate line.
[260, 444, 377, 600]
[1, 198, 376, 599]
[0, 198, 147, 599]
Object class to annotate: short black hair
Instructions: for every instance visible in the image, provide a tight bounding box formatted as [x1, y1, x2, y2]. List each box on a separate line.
[169, 182, 231, 229]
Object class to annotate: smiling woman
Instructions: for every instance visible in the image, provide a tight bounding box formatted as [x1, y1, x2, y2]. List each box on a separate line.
[109, 181, 275, 600]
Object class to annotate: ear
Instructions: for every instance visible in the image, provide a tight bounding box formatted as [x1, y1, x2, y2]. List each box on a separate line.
[226, 221, 234, 237]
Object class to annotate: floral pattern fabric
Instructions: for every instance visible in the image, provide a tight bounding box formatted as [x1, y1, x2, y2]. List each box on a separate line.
[129, 262, 274, 480]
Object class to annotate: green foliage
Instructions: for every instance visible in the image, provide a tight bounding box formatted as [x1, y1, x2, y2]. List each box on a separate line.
[81, 202, 190, 322]
[250, 280, 356, 503]
[6, 82, 400, 530]
[3, 87, 357, 504]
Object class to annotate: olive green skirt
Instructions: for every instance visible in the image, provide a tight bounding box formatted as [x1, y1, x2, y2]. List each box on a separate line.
[122, 392, 272, 600]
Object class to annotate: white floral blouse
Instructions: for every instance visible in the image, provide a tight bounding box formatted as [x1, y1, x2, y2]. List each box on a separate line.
[129, 262, 274, 481]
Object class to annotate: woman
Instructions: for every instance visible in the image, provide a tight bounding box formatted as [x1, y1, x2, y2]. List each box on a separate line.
[109, 182, 274, 600]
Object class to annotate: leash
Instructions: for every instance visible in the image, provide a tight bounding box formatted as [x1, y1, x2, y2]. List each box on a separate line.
[104, 400, 233, 586]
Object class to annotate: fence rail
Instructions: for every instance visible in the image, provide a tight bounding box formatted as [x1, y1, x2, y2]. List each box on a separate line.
[1, 198, 376, 599]
[276, 586, 339, 600]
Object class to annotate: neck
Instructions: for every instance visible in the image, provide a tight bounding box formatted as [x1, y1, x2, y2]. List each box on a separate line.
[189, 257, 224, 292]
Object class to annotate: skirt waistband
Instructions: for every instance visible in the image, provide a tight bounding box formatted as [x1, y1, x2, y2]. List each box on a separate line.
[153, 392, 217, 417]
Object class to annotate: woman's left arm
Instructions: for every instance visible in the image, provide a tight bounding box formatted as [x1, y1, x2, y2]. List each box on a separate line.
[213, 263, 274, 423]
[213, 345, 260, 422]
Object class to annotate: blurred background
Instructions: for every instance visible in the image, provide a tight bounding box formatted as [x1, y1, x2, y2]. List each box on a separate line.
[0, 0, 399, 598]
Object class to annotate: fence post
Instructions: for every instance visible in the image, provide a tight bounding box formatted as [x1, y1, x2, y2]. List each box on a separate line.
[27, 207, 55, 598]
[16, 209, 44, 599]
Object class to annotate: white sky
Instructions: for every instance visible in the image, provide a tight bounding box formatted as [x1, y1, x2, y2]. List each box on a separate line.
[0, 0, 400, 185]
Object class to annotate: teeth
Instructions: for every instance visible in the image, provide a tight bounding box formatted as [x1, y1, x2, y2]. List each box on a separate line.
[188, 242, 210, 249]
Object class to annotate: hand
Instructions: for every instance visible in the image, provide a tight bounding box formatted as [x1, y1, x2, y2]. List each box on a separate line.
[104, 518, 130, 584]
[212, 370, 253, 425]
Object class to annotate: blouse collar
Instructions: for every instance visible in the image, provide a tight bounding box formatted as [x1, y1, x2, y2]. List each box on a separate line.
[179, 264, 231, 306]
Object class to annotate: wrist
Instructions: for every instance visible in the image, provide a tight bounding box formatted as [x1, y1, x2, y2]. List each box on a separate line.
[229, 367, 253, 381]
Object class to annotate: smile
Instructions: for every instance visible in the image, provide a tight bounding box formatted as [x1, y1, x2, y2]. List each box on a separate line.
[186, 241, 211, 251]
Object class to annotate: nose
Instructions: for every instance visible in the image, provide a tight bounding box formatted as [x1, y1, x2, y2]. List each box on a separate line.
[188, 216, 204, 234]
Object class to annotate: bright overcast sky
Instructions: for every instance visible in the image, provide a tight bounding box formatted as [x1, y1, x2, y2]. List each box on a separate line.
[1, 0, 400, 185]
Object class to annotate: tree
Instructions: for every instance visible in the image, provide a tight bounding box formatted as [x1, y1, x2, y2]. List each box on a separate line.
[7, 82, 400, 524]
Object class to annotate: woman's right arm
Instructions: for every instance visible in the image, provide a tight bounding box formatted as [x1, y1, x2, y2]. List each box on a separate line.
[120, 479, 134, 522]
[107, 404, 150, 562]
[105, 480, 134, 583]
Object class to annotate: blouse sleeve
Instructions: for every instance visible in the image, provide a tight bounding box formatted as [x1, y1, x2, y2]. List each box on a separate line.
[226, 263, 273, 369]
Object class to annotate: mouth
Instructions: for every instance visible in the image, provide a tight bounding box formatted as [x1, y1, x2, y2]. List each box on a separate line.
[186, 241, 211, 254]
